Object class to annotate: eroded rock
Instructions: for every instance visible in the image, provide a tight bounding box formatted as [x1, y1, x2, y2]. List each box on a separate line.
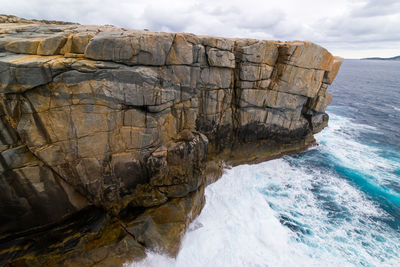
[0, 15, 342, 266]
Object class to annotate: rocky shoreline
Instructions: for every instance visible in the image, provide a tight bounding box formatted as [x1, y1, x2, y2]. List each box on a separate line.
[0, 15, 342, 266]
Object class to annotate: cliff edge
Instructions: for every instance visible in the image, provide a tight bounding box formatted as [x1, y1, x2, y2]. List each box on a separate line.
[0, 15, 342, 266]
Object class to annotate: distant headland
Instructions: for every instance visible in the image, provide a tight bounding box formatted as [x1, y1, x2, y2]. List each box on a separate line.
[361, 55, 400, 61]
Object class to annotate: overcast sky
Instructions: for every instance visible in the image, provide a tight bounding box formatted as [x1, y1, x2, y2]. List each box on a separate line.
[2, 0, 400, 58]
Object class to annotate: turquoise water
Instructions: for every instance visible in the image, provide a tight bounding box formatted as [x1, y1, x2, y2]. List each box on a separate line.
[131, 60, 400, 266]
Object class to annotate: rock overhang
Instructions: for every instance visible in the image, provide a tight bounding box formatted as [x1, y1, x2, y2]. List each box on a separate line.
[0, 15, 343, 265]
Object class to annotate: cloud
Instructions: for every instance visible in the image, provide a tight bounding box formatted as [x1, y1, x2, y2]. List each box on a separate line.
[312, 0, 400, 54]
[352, 0, 400, 17]
[1, 0, 399, 58]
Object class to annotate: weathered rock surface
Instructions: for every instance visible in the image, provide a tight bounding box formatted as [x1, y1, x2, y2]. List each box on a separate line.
[0, 15, 342, 266]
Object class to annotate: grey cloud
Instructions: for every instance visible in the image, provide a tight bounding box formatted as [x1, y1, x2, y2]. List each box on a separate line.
[141, 5, 192, 32]
[234, 9, 285, 31]
[1, 0, 399, 58]
[352, 0, 400, 17]
[316, 12, 400, 44]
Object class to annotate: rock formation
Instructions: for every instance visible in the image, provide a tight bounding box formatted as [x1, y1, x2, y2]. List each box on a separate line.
[0, 14, 342, 266]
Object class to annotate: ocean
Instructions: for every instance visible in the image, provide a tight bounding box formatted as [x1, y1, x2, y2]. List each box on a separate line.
[129, 59, 400, 267]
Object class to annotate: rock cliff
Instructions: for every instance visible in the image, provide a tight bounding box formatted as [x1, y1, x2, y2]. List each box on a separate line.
[0, 15, 342, 266]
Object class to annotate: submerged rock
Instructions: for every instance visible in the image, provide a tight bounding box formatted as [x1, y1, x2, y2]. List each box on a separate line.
[0, 15, 342, 265]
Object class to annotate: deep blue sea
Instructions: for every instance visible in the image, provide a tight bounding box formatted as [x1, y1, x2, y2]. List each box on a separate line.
[131, 59, 400, 266]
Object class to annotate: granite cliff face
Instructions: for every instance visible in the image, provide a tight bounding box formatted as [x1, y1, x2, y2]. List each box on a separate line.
[0, 15, 342, 265]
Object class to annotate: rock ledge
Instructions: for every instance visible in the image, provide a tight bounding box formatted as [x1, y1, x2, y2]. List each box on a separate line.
[0, 15, 342, 266]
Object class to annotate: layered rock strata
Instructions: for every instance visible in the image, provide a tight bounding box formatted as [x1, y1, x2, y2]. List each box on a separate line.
[0, 15, 342, 265]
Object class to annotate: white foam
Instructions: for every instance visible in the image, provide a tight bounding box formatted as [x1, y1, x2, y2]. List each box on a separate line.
[316, 113, 400, 190]
[129, 159, 400, 266]
[391, 105, 400, 112]
[130, 164, 307, 267]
